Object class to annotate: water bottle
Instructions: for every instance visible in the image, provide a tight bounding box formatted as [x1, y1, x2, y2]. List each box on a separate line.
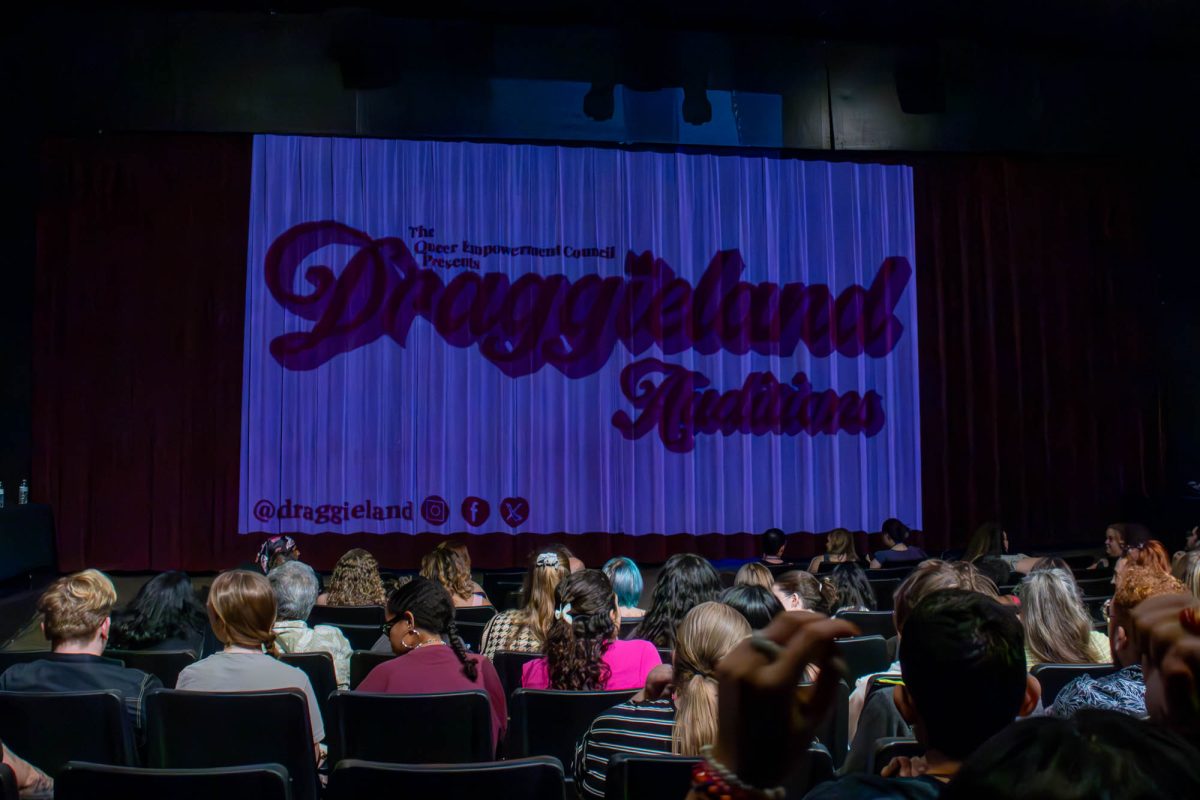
[18, 479, 28, 505]
[0, 482, 5, 509]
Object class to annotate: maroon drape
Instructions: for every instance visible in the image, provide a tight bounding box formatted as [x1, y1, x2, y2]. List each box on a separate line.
[34, 138, 1166, 571]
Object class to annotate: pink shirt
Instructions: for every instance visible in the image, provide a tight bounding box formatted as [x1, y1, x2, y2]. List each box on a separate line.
[521, 638, 662, 690]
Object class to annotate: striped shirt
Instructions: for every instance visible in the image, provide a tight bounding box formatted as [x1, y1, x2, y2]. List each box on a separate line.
[574, 698, 676, 798]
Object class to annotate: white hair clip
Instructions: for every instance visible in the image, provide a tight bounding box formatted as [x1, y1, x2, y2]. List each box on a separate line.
[536, 552, 561, 568]
[554, 602, 573, 624]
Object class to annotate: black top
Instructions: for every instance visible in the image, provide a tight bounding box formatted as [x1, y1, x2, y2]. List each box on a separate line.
[0, 652, 162, 731]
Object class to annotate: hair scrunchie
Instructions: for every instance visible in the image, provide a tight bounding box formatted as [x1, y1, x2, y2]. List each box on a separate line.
[554, 602, 573, 624]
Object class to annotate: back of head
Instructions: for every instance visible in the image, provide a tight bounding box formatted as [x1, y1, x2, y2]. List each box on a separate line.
[635, 553, 722, 648]
[734, 562, 773, 589]
[1112, 566, 1187, 633]
[110, 570, 205, 649]
[893, 559, 999, 635]
[387, 575, 479, 681]
[827, 528, 858, 560]
[328, 548, 386, 606]
[672, 602, 751, 755]
[522, 545, 573, 643]
[420, 546, 472, 601]
[942, 711, 1200, 800]
[882, 518, 910, 544]
[545, 570, 617, 690]
[830, 563, 877, 612]
[268, 560, 321, 622]
[1123, 539, 1171, 575]
[762, 528, 786, 556]
[1017, 569, 1094, 664]
[720, 585, 783, 630]
[603, 557, 644, 610]
[208, 570, 279, 654]
[900, 588, 1027, 760]
[39, 569, 118, 647]
[964, 522, 1004, 562]
[773, 570, 837, 615]
[1176, 550, 1200, 599]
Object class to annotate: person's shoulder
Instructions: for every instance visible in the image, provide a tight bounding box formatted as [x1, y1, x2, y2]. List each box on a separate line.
[805, 775, 942, 800]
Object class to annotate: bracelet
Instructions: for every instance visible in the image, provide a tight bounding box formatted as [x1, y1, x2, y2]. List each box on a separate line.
[692, 745, 786, 800]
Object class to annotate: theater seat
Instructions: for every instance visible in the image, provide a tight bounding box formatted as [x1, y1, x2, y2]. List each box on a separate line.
[278, 651, 338, 722]
[327, 757, 565, 800]
[492, 651, 542, 699]
[327, 690, 493, 764]
[1031, 663, 1117, 706]
[306, 605, 385, 627]
[507, 689, 637, 774]
[604, 753, 697, 800]
[835, 611, 896, 639]
[56, 761, 291, 800]
[870, 737, 922, 775]
[833, 635, 891, 682]
[106, 649, 196, 689]
[349, 650, 392, 689]
[0, 690, 134, 777]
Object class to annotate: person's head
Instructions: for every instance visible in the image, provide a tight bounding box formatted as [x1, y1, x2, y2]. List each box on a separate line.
[545, 569, 619, 690]
[1108, 566, 1186, 667]
[881, 518, 910, 547]
[634, 553, 722, 649]
[1031, 556, 1071, 574]
[941, 711, 1200, 800]
[1104, 522, 1150, 559]
[446, 541, 473, 573]
[720, 585, 784, 630]
[734, 562, 774, 590]
[39, 569, 118, 652]
[327, 548, 387, 606]
[520, 545, 574, 643]
[109, 570, 206, 650]
[892, 559, 1000, 637]
[207, 570, 279, 654]
[1176, 550, 1200, 599]
[569, 556, 586, 574]
[830, 563, 877, 612]
[268, 560, 321, 622]
[256, 535, 300, 573]
[1016, 569, 1095, 665]
[826, 528, 858, 561]
[895, 589, 1039, 761]
[771, 570, 836, 615]
[603, 557, 644, 610]
[1186, 526, 1200, 552]
[384, 576, 477, 680]
[1119, 539, 1171, 576]
[420, 545, 473, 602]
[671, 602, 751, 755]
[964, 522, 1007, 562]
[762, 528, 786, 557]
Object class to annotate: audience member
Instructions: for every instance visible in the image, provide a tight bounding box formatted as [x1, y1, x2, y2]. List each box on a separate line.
[522, 570, 660, 690]
[761, 528, 789, 566]
[569, 555, 587, 573]
[358, 576, 506, 753]
[632, 553, 722, 649]
[603, 557, 645, 619]
[734, 562, 774, 589]
[268, 560, 352, 689]
[941, 710, 1200, 799]
[1128, 591, 1200, 739]
[317, 548, 387, 607]
[420, 545, 490, 607]
[772, 570, 836, 615]
[1017, 569, 1110, 668]
[445, 541, 487, 596]
[830, 563, 877, 613]
[807, 529, 862, 573]
[176, 570, 325, 756]
[0, 570, 162, 734]
[961, 522, 1016, 586]
[575, 602, 750, 797]
[480, 545, 572, 658]
[869, 519, 927, 568]
[1092, 522, 1150, 571]
[108, 570, 207, 654]
[1175, 550, 1200, 599]
[256, 535, 301, 574]
[1117, 539, 1171, 578]
[1, 741, 52, 798]
[721, 585, 784, 630]
[1053, 566, 1185, 718]
[809, 590, 1039, 797]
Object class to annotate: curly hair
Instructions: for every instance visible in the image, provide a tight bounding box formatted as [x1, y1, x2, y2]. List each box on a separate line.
[545, 570, 617, 690]
[110, 571, 207, 649]
[420, 545, 473, 602]
[632, 554, 722, 649]
[387, 576, 477, 681]
[327, 548, 387, 606]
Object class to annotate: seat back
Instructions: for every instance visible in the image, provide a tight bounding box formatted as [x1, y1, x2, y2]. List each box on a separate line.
[1031, 663, 1118, 706]
[508, 689, 637, 773]
[605, 753, 697, 800]
[0, 651, 52, 677]
[0, 763, 14, 800]
[145, 688, 319, 800]
[279, 651, 338, 721]
[795, 744, 835, 795]
[328, 757, 565, 800]
[455, 606, 499, 625]
[56, 761, 292, 800]
[1075, 577, 1115, 597]
[106, 649, 196, 689]
[492, 650, 542, 699]
[618, 619, 641, 640]
[867, 579, 903, 611]
[324, 624, 383, 651]
[804, 681, 850, 770]
[480, 571, 527, 612]
[348, 650, 393, 689]
[0, 690, 133, 777]
[833, 635, 891, 682]
[306, 605, 385, 627]
[870, 737, 923, 775]
[456, 620, 489, 653]
[835, 611, 895, 639]
[327, 690, 493, 764]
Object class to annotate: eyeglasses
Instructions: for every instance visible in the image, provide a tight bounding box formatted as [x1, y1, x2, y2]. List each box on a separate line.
[381, 618, 399, 636]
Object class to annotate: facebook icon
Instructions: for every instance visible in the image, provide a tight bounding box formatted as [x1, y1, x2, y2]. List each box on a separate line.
[461, 497, 491, 527]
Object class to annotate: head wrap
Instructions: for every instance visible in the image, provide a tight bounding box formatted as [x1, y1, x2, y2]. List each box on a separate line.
[257, 535, 297, 573]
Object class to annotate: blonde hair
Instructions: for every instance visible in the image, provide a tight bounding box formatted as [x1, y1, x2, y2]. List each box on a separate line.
[1176, 551, 1200, 599]
[208, 570, 279, 655]
[420, 545, 473, 602]
[672, 602, 751, 755]
[892, 560, 999, 634]
[39, 569, 117, 644]
[827, 528, 858, 561]
[734, 563, 773, 589]
[1017, 569, 1095, 665]
[519, 545, 573, 645]
[327, 548, 387, 606]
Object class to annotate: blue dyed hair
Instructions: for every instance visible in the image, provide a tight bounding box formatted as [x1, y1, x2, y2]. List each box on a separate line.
[602, 557, 644, 609]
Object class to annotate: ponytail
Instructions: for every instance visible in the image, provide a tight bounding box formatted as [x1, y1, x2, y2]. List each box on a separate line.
[671, 603, 750, 756]
[446, 620, 479, 681]
[673, 668, 720, 755]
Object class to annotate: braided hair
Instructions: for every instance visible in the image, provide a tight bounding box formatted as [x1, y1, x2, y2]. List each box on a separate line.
[387, 576, 478, 681]
[545, 570, 618, 690]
